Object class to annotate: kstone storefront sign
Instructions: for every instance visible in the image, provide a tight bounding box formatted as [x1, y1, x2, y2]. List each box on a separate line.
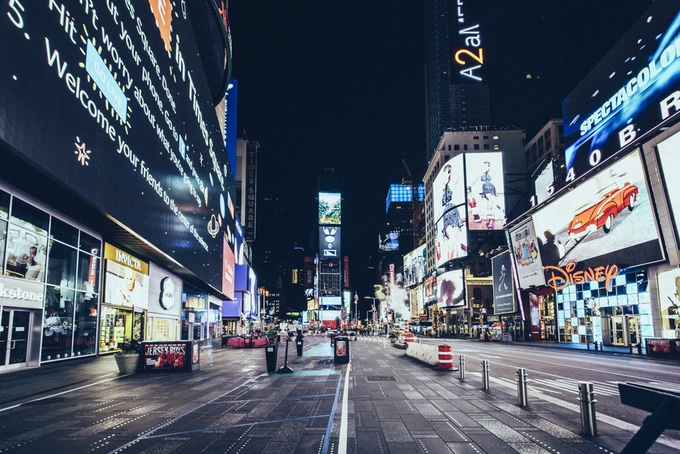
[0, 279, 44, 309]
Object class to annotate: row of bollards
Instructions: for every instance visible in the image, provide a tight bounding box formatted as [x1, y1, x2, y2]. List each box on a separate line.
[455, 354, 597, 436]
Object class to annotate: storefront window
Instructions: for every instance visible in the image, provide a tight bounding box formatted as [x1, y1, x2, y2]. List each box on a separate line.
[0, 189, 9, 219]
[99, 306, 133, 352]
[73, 291, 98, 356]
[10, 197, 49, 234]
[46, 239, 77, 288]
[78, 250, 100, 294]
[50, 217, 79, 247]
[4, 225, 47, 281]
[42, 286, 76, 361]
[0, 220, 6, 275]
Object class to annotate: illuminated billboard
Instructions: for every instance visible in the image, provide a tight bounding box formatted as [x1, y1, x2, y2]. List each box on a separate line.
[319, 193, 342, 225]
[563, 1, 680, 181]
[465, 152, 506, 230]
[433, 154, 467, 267]
[379, 231, 399, 252]
[532, 150, 663, 271]
[0, 2, 233, 291]
[656, 131, 680, 243]
[436, 269, 465, 308]
[432, 154, 466, 224]
[403, 244, 427, 287]
[492, 252, 514, 314]
[449, 1, 485, 84]
[508, 218, 546, 288]
[319, 226, 341, 258]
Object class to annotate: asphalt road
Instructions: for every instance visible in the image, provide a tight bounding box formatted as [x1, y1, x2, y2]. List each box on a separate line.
[0, 335, 678, 453]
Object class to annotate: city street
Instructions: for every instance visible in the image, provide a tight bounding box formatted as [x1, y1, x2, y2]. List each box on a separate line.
[0, 334, 678, 453]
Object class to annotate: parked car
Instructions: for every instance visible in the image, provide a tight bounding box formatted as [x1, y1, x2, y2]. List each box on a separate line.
[568, 181, 638, 240]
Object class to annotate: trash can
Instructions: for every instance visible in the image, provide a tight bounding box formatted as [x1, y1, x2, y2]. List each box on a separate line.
[296, 336, 304, 356]
[334, 336, 350, 364]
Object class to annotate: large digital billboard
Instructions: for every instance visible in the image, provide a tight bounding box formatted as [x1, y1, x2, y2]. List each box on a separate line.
[508, 218, 546, 288]
[492, 252, 514, 314]
[433, 155, 467, 267]
[532, 150, 663, 271]
[319, 192, 341, 225]
[656, 131, 680, 243]
[465, 152, 506, 230]
[0, 2, 233, 291]
[403, 244, 427, 287]
[320, 226, 341, 258]
[436, 269, 465, 308]
[563, 0, 680, 181]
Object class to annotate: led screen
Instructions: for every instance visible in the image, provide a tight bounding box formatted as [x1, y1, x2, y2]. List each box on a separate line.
[433, 154, 467, 266]
[432, 154, 466, 224]
[656, 131, 680, 242]
[508, 218, 546, 288]
[532, 149, 663, 271]
[0, 2, 233, 291]
[319, 193, 341, 225]
[465, 152, 506, 230]
[403, 244, 427, 287]
[562, 1, 680, 181]
[436, 269, 465, 308]
[492, 252, 514, 314]
[319, 226, 341, 258]
[379, 231, 399, 252]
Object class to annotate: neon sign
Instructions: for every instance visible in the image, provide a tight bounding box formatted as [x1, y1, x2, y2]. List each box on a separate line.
[544, 261, 619, 292]
[453, 1, 484, 82]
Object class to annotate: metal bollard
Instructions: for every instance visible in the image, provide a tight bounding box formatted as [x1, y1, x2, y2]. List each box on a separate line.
[481, 360, 490, 390]
[459, 354, 465, 381]
[578, 382, 598, 436]
[516, 368, 528, 406]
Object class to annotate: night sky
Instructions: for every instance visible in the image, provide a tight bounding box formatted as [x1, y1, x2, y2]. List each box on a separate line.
[227, 0, 655, 300]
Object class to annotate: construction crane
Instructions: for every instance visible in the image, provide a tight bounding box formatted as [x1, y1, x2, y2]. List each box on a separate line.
[402, 159, 424, 249]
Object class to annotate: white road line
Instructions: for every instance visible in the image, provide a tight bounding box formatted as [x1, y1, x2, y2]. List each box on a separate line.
[338, 362, 351, 454]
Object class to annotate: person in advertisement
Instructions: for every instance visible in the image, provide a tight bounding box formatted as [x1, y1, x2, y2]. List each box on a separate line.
[440, 164, 465, 259]
[113, 267, 145, 306]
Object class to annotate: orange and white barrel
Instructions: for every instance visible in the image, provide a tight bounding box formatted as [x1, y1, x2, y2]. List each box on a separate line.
[404, 332, 415, 350]
[437, 344, 454, 370]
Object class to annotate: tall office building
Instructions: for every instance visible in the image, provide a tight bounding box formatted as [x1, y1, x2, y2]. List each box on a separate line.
[424, 0, 491, 161]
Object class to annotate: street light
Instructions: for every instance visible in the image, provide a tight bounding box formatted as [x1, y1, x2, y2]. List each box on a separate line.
[364, 297, 378, 334]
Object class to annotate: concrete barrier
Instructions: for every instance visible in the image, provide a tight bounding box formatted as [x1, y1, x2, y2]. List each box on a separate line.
[405, 342, 439, 366]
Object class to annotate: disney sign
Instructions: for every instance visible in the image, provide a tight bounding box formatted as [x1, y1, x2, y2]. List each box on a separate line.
[543, 261, 619, 292]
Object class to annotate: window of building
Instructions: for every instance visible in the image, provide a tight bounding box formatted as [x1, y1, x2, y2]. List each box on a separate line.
[454, 144, 460, 151]
[484, 144, 490, 150]
[464, 144, 468, 150]
[474, 144, 480, 150]
[493, 144, 499, 150]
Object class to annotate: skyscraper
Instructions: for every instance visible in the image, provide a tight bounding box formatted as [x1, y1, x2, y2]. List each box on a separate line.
[424, 0, 491, 161]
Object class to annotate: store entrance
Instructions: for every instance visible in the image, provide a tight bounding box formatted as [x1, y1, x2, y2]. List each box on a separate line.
[604, 315, 640, 347]
[0, 308, 30, 368]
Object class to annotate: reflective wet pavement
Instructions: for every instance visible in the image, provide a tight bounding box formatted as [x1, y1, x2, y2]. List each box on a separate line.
[0, 334, 677, 453]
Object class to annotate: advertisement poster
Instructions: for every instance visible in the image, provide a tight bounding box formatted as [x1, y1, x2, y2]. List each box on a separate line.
[532, 150, 663, 272]
[508, 218, 546, 288]
[465, 152, 506, 230]
[143, 342, 189, 371]
[433, 155, 467, 266]
[492, 252, 514, 314]
[436, 270, 465, 308]
[403, 244, 427, 287]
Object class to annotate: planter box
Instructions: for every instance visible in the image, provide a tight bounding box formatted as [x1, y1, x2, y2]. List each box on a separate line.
[114, 354, 140, 374]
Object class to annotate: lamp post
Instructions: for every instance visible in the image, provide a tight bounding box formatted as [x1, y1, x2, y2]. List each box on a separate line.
[364, 296, 378, 334]
[354, 293, 358, 328]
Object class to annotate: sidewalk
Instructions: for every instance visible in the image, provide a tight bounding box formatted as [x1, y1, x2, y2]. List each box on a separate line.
[0, 334, 676, 453]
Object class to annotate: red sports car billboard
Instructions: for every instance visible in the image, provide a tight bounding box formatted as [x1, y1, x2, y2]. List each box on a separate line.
[532, 149, 663, 271]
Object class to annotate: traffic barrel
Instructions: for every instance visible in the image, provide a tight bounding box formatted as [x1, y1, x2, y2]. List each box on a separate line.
[437, 344, 454, 370]
[404, 332, 416, 350]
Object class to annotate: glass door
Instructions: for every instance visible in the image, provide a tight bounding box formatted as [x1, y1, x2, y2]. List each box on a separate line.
[1, 309, 31, 367]
[610, 315, 625, 346]
[627, 315, 640, 346]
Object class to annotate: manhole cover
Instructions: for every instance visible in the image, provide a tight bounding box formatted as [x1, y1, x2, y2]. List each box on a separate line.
[367, 376, 396, 382]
